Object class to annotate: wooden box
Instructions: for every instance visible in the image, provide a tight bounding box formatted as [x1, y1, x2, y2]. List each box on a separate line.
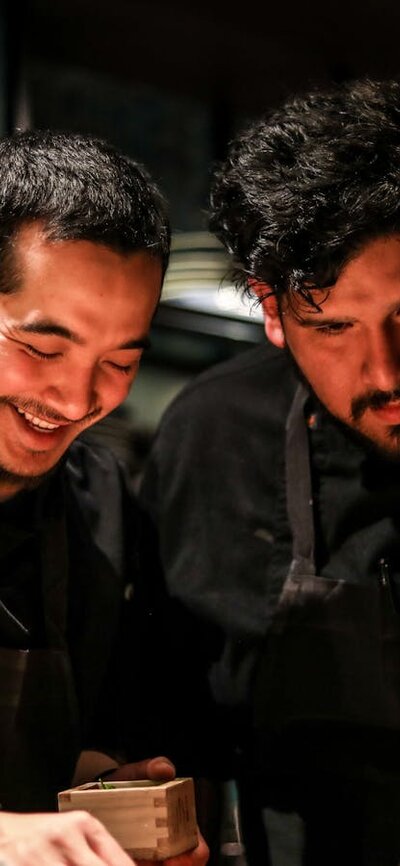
[58, 777, 198, 861]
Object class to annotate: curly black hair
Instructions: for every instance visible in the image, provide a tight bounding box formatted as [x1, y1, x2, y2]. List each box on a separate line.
[209, 77, 400, 303]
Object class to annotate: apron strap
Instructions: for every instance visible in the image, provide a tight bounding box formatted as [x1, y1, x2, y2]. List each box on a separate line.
[285, 382, 316, 576]
[39, 476, 69, 649]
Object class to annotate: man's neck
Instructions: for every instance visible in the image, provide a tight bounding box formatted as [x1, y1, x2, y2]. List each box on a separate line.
[0, 470, 52, 503]
[0, 482, 24, 503]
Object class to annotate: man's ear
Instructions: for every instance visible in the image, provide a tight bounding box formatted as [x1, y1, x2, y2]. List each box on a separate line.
[249, 280, 285, 348]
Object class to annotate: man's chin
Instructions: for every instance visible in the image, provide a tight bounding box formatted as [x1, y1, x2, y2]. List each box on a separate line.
[375, 425, 400, 462]
[346, 420, 400, 462]
[0, 460, 59, 496]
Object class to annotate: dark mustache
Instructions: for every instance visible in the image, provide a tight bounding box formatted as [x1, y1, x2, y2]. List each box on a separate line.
[0, 396, 102, 426]
[351, 389, 400, 422]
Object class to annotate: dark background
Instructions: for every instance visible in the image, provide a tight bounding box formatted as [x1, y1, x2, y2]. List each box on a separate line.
[7, 0, 400, 232]
[3, 0, 400, 470]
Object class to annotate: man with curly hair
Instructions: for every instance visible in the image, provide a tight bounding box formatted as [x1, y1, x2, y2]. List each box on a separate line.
[140, 79, 400, 865]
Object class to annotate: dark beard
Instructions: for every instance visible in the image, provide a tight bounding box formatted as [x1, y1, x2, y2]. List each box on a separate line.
[282, 346, 400, 463]
[334, 418, 400, 464]
[0, 462, 57, 493]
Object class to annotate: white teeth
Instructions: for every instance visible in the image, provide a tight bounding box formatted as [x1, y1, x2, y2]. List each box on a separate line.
[16, 407, 60, 431]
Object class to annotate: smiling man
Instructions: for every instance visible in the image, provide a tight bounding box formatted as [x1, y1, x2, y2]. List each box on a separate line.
[0, 131, 208, 866]
[0, 223, 158, 491]
[139, 79, 400, 865]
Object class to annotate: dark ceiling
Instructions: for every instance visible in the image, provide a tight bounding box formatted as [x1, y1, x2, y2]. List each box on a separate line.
[24, 0, 400, 117]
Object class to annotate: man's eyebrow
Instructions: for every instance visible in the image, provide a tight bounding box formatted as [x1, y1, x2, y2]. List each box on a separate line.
[17, 320, 150, 350]
[117, 337, 151, 350]
[18, 320, 83, 343]
[294, 315, 355, 328]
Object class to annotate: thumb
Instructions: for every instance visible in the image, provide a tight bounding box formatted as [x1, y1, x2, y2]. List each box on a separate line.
[105, 756, 176, 782]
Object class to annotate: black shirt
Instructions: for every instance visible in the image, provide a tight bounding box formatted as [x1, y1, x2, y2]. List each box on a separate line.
[0, 488, 44, 646]
[139, 343, 400, 772]
[0, 437, 140, 756]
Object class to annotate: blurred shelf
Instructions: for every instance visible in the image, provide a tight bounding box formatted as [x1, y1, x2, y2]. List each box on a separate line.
[160, 230, 263, 328]
[153, 304, 264, 344]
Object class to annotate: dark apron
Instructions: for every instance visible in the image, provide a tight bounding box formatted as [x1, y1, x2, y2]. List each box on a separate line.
[0, 486, 80, 811]
[252, 384, 400, 865]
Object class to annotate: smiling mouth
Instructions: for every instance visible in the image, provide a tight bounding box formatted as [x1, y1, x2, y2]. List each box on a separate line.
[14, 406, 62, 432]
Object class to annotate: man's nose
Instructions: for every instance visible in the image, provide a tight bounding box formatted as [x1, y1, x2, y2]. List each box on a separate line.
[44, 369, 99, 422]
[363, 329, 400, 392]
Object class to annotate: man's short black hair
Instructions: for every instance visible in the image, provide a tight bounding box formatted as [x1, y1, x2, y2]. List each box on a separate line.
[209, 78, 400, 303]
[0, 128, 170, 292]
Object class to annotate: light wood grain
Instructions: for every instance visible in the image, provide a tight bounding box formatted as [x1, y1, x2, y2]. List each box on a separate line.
[58, 777, 198, 860]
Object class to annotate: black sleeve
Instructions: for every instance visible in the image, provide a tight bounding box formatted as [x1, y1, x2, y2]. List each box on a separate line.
[134, 385, 259, 780]
[65, 443, 141, 760]
[117, 496, 233, 779]
[122, 348, 294, 778]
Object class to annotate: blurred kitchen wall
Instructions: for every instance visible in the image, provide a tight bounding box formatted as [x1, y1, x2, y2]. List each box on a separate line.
[16, 0, 400, 233]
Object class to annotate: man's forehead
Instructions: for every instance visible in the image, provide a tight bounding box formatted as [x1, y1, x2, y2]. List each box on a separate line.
[12, 221, 161, 276]
[282, 234, 400, 317]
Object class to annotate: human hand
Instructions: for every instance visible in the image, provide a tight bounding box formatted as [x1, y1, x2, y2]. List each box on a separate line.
[0, 809, 134, 866]
[103, 755, 176, 783]
[102, 760, 209, 865]
[0, 813, 209, 866]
